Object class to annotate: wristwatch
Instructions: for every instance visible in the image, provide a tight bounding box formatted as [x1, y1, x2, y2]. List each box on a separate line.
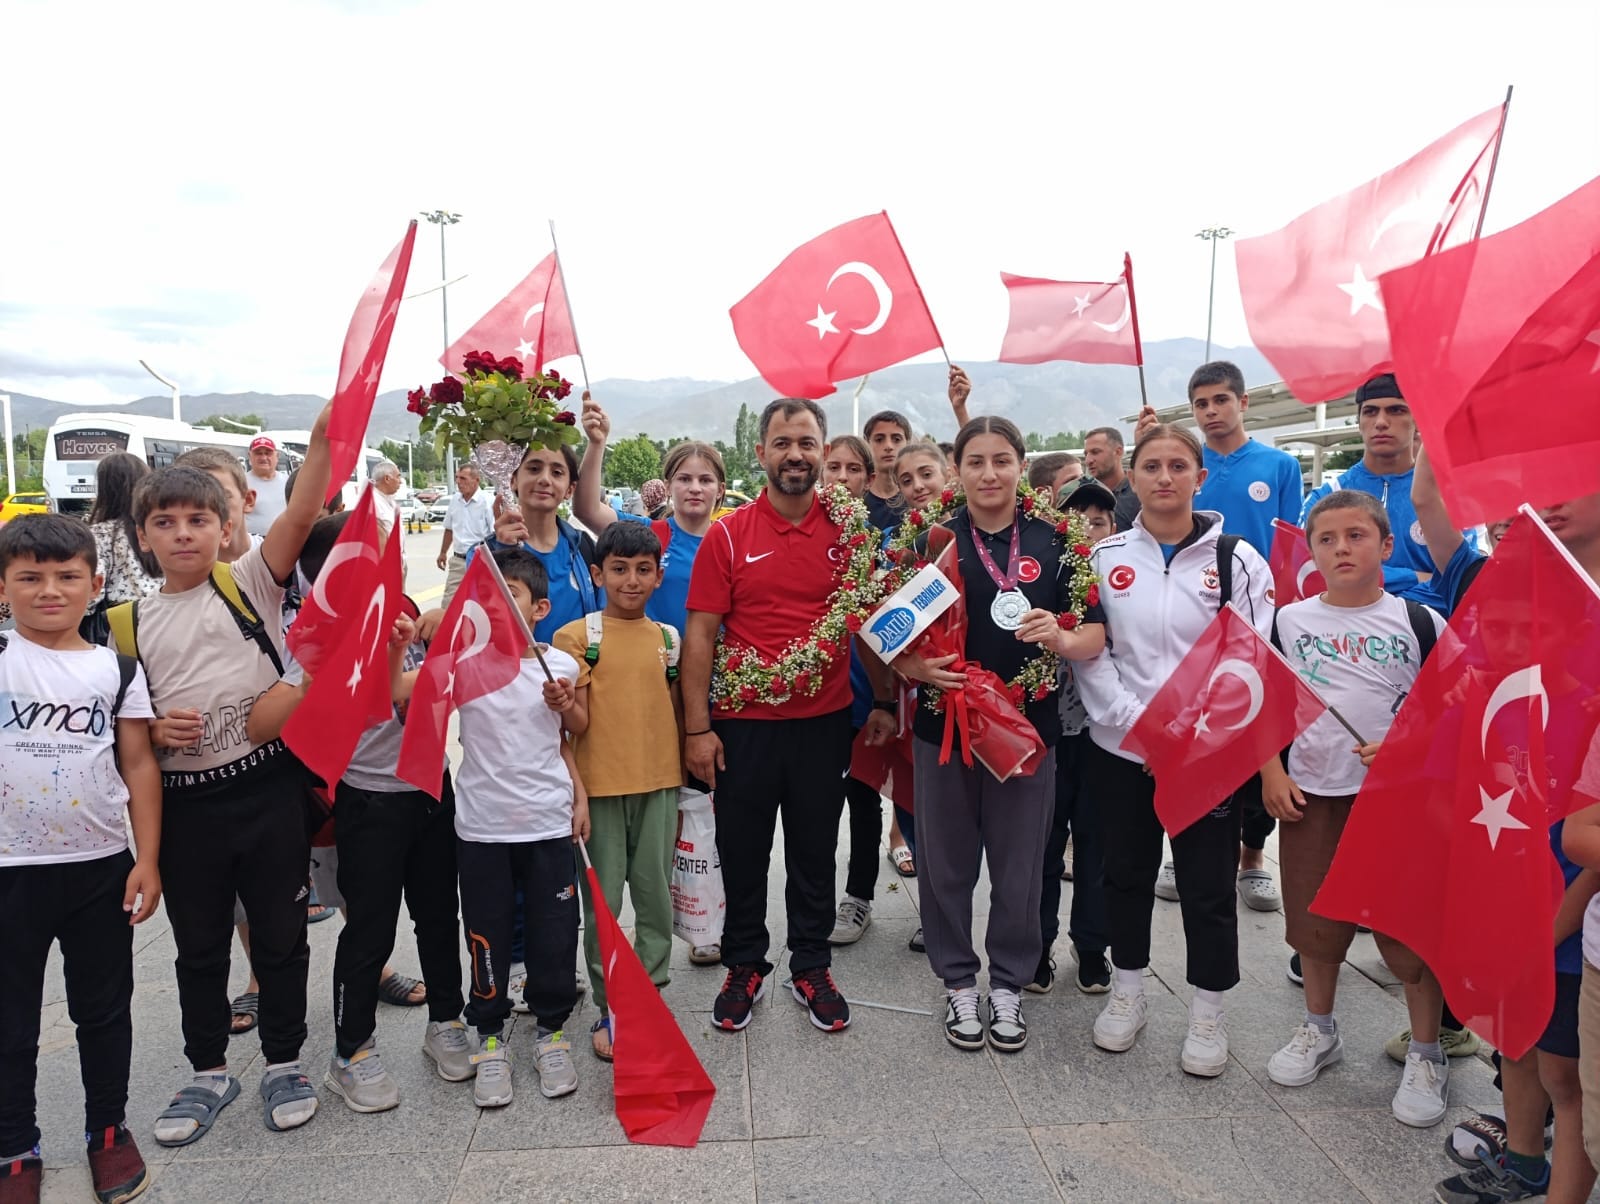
[871, 699, 896, 713]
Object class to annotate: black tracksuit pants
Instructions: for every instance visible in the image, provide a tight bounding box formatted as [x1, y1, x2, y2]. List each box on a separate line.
[332, 779, 463, 1058]
[0, 851, 135, 1152]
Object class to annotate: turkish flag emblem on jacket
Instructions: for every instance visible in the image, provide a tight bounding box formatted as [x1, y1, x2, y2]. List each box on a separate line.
[729, 212, 942, 399]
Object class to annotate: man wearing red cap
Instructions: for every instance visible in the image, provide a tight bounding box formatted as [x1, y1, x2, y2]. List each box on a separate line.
[245, 436, 288, 538]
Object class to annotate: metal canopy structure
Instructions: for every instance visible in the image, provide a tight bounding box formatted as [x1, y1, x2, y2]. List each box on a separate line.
[1121, 380, 1362, 483]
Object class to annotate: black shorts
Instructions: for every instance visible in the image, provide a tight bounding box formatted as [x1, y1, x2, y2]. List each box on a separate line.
[1536, 971, 1583, 1058]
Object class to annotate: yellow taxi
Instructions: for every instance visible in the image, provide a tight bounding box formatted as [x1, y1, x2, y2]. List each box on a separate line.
[712, 490, 755, 521]
[0, 492, 50, 524]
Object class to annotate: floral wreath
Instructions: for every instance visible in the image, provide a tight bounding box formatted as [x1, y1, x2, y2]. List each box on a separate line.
[710, 483, 885, 712]
[884, 480, 1099, 710]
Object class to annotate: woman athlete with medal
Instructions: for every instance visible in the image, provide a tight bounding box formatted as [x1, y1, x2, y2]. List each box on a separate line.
[892, 416, 1106, 1053]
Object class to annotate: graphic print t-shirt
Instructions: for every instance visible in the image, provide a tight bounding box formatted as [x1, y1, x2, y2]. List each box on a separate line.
[1, 634, 154, 864]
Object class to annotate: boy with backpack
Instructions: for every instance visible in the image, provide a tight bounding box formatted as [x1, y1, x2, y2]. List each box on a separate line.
[551, 523, 684, 1060]
[109, 405, 336, 1146]
[1260, 490, 1451, 1127]
[0, 516, 161, 1204]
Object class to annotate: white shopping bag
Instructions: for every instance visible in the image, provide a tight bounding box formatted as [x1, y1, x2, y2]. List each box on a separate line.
[671, 786, 724, 945]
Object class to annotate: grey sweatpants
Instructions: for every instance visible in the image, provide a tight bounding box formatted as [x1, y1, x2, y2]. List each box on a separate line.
[913, 738, 1056, 993]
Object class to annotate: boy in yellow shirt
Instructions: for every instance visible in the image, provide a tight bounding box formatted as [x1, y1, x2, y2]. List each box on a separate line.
[551, 523, 684, 1061]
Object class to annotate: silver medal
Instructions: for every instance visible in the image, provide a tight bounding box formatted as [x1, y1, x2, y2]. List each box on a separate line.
[990, 589, 1028, 631]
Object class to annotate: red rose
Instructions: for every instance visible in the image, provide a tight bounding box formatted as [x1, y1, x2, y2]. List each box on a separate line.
[1055, 520, 1071, 535]
[406, 387, 430, 416]
[841, 579, 856, 592]
[770, 675, 787, 693]
[1032, 684, 1050, 701]
[431, 377, 464, 408]
[1021, 495, 1035, 513]
[849, 532, 867, 547]
[554, 410, 577, 426]
[1009, 685, 1026, 707]
[461, 350, 497, 376]
[909, 511, 925, 529]
[739, 684, 758, 703]
[725, 652, 743, 672]
[1074, 543, 1092, 558]
[816, 640, 837, 658]
[1085, 585, 1100, 606]
[794, 672, 812, 693]
[940, 488, 955, 506]
[845, 614, 863, 633]
[496, 355, 524, 380]
[1057, 612, 1079, 630]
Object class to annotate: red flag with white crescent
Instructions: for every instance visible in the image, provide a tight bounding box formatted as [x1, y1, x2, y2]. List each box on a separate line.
[997, 255, 1141, 367]
[286, 485, 381, 679]
[1268, 518, 1326, 605]
[441, 253, 580, 376]
[283, 511, 405, 796]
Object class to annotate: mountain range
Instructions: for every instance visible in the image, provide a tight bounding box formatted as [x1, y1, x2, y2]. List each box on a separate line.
[4, 339, 1274, 447]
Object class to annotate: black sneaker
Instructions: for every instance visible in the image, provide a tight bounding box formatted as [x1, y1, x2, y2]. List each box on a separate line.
[1433, 1151, 1547, 1203]
[986, 989, 1027, 1052]
[1287, 952, 1304, 986]
[712, 965, 767, 1031]
[1024, 952, 1056, 995]
[790, 966, 851, 1032]
[908, 927, 925, 953]
[1073, 947, 1112, 994]
[87, 1125, 149, 1204]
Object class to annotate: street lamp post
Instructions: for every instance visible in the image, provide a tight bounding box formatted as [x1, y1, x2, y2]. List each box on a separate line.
[421, 211, 461, 480]
[138, 359, 182, 422]
[1, 394, 14, 495]
[1194, 226, 1234, 361]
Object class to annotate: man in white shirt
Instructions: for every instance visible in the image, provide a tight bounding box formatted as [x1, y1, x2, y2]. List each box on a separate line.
[436, 465, 493, 610]
[244, 436, 288, 537]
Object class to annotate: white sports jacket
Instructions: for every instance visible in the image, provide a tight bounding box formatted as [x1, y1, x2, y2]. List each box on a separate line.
[1078, 511, 1274, 764]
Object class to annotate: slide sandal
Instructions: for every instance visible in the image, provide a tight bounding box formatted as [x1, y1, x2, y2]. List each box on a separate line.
[377, 972, 426, 1007]
[230, 991, 259, 1035]
[260, 1067, 319, 1132]
[154, 1077, 241, 1148]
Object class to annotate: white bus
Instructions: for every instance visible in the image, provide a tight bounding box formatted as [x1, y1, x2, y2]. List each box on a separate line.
[43, 413, 299, 515]
[259, 430, 396, 512]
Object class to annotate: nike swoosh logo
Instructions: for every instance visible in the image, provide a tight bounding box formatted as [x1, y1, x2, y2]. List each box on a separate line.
[745, 551, 775, 563]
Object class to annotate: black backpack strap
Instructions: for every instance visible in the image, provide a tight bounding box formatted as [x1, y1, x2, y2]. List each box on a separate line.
[208, 574, 285, 676]
[1269, 611, 1283, 654]
[1404, 599, 1438, 666]
[112, 654, 138, 719]
[1216, 534, 1241, 609]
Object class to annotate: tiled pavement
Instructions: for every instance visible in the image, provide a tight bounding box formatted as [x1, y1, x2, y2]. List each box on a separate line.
[34, 815, 1582, 1204]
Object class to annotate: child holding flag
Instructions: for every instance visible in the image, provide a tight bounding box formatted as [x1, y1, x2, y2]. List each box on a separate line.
[1258, 491, 1451, 1128]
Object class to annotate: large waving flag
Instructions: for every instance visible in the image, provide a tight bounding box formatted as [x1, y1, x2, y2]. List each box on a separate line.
[730, 212, 943, 399]
[286, 485, 381, 680]
[997, 254, 1142, 367]
[441, 252, 580, 376]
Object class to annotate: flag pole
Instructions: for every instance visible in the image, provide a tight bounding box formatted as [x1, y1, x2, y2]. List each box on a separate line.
[547, 219, 592, 395]
[1472, 85, 1515, 240]
[1122, 252, 1149, 409]
[878, 211, 951, 369]
[482, 542, 555, 682]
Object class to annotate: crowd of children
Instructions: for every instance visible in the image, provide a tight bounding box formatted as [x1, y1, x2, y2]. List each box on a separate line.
[3, 361, 1600, 1204]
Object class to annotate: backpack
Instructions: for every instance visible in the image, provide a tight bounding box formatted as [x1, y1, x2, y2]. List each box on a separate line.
[107, 561, 285, 676]
[650, 518, 672, 553]
[0, 632, 139, 719]
[581, 610, 680, 682]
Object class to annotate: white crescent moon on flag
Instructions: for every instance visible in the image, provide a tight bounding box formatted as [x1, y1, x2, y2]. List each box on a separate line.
[347, 585, 389, 694]
[1481, 664, 1548, 755]
[1368, 199, 1441, 250]
[1207, 658, 1265, 730]
[1296, 561, 1320, 595]
[522, 302, 546, 327]
[453, 600, 492, 667]
[307, 542, 374, 619]
[1092, 284, 1132, 334]
[826, 262, 893, 335]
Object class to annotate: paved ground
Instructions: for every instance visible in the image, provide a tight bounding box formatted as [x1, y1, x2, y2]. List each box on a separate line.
[27, 536, 1591, 1202]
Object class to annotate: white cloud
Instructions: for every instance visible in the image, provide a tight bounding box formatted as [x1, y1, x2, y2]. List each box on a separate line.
[4, 0, 1597, 406]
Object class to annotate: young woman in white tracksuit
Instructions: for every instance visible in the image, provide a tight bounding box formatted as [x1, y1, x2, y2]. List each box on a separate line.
[1075, 424, 1273, 1077]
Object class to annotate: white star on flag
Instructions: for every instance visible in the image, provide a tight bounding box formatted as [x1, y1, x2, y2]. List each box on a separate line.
[1071, 294, 1092, 317]
[1585, 328, 1600, 373]
[806, 305, 840, 339]
[1337, 264, 1384, 316]
[1471, 784, 1529, 850]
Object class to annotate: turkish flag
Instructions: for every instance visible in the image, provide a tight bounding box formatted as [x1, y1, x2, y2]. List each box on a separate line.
[1235, 103, 1505, 405]
[1121, 605, 1327, 835]
[729, 212, 943, 399]
[583, 857, 715, 1146]
[324, 222, 417, 506]
[441, 252, 580, 376]
[1313, 509, 1600, 1058]
[1379, 173, 1600, 528]
[286, 485, 381, 680]
[1267, 518, 1326, 606]
[997, 255, 1142, 367]
[283, 510, 405, 796]
[395, 551, 527, 799]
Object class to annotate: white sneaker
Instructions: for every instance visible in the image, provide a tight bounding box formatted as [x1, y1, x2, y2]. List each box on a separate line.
[1092, 989, 1148, 1052]
[1392, 1052, 1449, 1127]
[1061, 838, 1074, 881]
[943, 987, 984, 1050]
[1181, 1009, 1229, 1077]
[1267, 1022, 1343, 1087]
[533, 1029, 578, 1099]
[1154, 862, 1180, 902]
[422, 1019, 475, 1082]
[508, 962, 529, 1013]
[828, 895, 872, 945]
[471, 1036, 513, 1108]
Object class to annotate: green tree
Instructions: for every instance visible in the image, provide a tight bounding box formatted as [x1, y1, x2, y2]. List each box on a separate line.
[10, 429, 46, 491]
[377, 438, 444, 487]
[1024, 430, 1089, 452]
[192, 412, 266, 433]
[605, 435, 664, 489]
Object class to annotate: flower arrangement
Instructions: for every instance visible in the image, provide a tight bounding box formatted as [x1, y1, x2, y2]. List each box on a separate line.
[885, 480, 1099, 710]
[408, 351, 581, 499]
[710, 484, 884, 711]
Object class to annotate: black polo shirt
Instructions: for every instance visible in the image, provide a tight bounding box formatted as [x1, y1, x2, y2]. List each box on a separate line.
[911, 508, 1105, 748]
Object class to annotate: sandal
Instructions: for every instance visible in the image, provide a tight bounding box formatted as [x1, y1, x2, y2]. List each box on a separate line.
[229, 991, 259, 1035]
[154, 1076, 240, 1147]
[259, 1066, 318, 1132]
[377, 972, 426, 1007]
[590, 1016, 614, 1062]
[306, 886, 335, 923]
[889, 845, 916, 878]
[688, 944, 722, 966]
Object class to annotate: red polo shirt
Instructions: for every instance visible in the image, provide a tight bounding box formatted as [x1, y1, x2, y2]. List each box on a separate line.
[687, 489, 850, 720]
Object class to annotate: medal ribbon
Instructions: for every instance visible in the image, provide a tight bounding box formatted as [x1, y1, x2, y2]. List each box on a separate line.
[969, 507, 1023, 592]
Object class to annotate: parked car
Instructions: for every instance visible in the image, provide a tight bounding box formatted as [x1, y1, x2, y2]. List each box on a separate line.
[424, 494, 453, 522]
[712, 489, 754, 520]
[0, 492, 51, 524]
[415, 487, 444, 504]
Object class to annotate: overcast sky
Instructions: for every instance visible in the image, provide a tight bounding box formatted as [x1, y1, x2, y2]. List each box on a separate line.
[5, 0, 1597, 407]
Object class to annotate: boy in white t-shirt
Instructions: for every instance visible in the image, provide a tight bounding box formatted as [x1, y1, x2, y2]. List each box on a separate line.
[0, 516, 161, 1204]
[1259, 490, 1451, 1128]
[454, 548, 589, 1108]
